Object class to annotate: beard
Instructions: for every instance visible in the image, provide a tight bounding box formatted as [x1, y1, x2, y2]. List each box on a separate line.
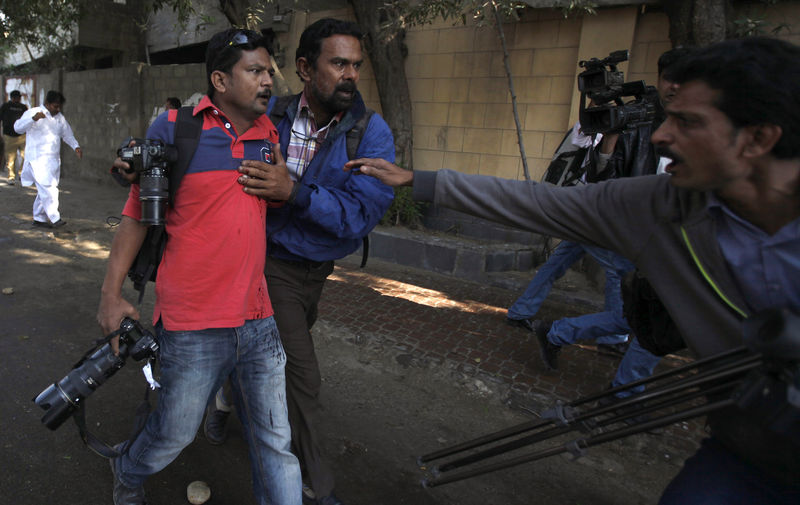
[311, 81, 356, 114]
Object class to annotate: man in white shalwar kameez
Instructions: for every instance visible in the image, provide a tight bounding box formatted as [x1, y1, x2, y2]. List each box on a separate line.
[14, 90, 82, 228]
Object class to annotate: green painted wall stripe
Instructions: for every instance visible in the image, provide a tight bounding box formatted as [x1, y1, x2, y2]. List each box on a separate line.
[680, 226, 748, 318]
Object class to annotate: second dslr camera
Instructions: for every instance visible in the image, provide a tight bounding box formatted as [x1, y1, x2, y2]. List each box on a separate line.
[118, 139, 178, 225]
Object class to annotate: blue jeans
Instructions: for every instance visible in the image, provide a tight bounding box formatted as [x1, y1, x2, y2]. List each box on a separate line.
[113, 317, 302, 505]
[659, 438, 800, 505]
[507, 241, 586, 321]
[545, 245, 633, 346]
[610, 337, 662, 397]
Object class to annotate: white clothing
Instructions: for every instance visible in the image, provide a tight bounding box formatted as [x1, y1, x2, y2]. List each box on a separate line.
[14, 106, 79, 223]
[14, 106, 79, 186]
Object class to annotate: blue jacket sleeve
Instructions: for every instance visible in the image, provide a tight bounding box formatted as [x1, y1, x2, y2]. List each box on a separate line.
[289, 113, 396, 240]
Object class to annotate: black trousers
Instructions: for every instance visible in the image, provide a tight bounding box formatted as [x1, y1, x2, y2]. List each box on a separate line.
[265, 256, 336, 498]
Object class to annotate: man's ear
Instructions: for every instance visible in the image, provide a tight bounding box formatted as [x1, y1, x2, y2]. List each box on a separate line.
[211, 70, 228, 95]
[296, 57, 311, 83]
[742, 124, 782, 158]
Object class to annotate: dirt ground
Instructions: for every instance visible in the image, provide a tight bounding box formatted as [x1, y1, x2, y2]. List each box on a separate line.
[0, 177, 688, 504]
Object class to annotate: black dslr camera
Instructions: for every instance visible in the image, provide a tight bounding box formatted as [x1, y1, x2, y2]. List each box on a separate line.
[118, 139, 178, 225]
[577, 50, 660, 135]
[34, 318, 158, 431]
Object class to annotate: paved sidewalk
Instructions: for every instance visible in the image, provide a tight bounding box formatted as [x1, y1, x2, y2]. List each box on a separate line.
[322, 256, 705, 454]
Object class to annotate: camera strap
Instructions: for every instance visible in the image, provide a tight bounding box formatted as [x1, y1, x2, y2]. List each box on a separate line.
[72, 382, 154, 459]
[70, 328, 156, 459]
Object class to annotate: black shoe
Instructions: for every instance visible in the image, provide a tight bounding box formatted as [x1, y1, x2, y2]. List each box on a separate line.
[597, 341, 629, 357]
[533, 320, 560, 370]
[110, 447, 147, 505]
[51, 219, 66, 228]
[204, 405, 230, 445]
[32, 220, 50, 228]
[506, 317, 534, 332]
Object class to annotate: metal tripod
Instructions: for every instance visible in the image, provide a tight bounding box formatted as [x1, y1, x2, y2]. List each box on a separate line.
[418, 309, 800, 488]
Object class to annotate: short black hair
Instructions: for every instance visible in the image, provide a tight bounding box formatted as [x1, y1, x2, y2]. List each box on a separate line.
[205, 28, 273, 98]
[295, 18, 362, 68]
[10, 90, 21, 99]
[667, 37, 800, 159]
[165, 97, 182, 109]
[657, 47, 693, 78]
[45, 90, 65, 105]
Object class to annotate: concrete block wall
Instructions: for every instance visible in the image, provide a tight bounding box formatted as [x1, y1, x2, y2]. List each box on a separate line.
[57, 62, 207, 183]
[405, 8, 582, 182]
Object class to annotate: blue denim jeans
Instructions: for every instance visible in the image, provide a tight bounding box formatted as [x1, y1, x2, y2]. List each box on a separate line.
[610, 337, 662, 397]
[659, 437, 800, 505]
[113, 317, 302, 505]
[545, 245, 633, 346]
[507, 241, 585, 321]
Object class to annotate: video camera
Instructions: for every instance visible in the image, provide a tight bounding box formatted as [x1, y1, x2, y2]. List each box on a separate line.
[118, 139, 178, 226]
[33, 318, 158, 431]
[578, 50, 660, 135]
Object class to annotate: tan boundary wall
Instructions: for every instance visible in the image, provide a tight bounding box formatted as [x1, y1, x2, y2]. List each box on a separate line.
[406, 7, 670, 182]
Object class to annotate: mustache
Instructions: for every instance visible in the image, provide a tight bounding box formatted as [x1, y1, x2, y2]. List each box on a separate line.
[655, 145, 682, 163]
[335, 82, 357, 94]
[257, 90, 272, 100]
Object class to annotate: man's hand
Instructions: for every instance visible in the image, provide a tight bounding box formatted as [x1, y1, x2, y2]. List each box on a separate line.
[112, 139, 139, 184]
[237, 144, 294, 201]
[75, 147, 83, 160]
[32, 111, 45, 121]
[344, 158, 414, 187]
[97, 293, 140, 355]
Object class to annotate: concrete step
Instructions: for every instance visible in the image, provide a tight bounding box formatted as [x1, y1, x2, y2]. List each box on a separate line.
[352, 225, 606, 313]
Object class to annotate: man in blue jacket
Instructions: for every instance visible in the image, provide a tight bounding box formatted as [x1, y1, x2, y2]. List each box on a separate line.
[234, 18, 395, 505]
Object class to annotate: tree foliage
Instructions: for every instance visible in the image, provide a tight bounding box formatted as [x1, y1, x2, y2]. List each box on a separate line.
[0, 0, 82, 57]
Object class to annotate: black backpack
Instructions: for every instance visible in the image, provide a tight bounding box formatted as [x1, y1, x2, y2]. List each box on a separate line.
[127, 106, 203, 303]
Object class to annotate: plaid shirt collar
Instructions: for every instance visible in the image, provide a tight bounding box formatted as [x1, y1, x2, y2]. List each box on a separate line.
[296, 92, 344, 139]
[285, 93, 344, 180]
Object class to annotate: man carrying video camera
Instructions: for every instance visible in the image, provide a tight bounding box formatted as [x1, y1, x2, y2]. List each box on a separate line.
[96, 29, 301, 505]
[509, 49, 689, 382]
[347, 37, 800, 503]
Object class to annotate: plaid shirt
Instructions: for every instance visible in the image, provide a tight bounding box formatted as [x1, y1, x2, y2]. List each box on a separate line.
[285, 93, 344, 181]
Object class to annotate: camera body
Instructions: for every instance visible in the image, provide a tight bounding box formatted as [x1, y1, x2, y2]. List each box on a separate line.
[118, 139, 178, 225]
[577, 50, 660, 135]
[34, 318, 158, 431]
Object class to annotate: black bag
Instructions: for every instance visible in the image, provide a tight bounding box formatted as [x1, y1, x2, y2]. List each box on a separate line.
[622, 271, 686, 356]
[127, 106, 203, 303]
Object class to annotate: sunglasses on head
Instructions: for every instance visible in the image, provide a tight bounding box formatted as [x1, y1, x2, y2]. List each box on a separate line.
[227, 30, 263, 47]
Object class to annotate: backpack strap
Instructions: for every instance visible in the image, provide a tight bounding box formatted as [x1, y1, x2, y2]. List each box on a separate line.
[346, 108, 375, 267]
[128, 106, 203, 304]
[346, 108, 375, 160]
[169, 106, 203, 205]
